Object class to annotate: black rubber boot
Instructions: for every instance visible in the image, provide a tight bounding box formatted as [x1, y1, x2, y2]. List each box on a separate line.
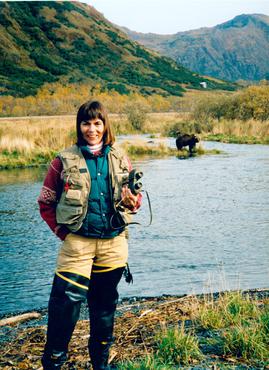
[41, 350, 67, 370]
[88, 338, 114, 370]
[87, 267, 124, 370]
[42, 272, 89, 369]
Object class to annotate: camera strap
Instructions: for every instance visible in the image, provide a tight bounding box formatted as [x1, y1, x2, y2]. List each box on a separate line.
[110, 190, 152, 230]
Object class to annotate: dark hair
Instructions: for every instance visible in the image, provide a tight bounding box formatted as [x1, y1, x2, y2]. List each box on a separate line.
[76, 100, 115, 146]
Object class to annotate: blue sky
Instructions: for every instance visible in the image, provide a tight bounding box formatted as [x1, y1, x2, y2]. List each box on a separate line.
[86, 0, 269, 34]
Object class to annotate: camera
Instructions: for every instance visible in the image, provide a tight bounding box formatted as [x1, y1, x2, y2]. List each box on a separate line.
[128, 169, 143, 195]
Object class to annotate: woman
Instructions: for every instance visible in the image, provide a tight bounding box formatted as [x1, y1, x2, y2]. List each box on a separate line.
[38, 100, 141, 369]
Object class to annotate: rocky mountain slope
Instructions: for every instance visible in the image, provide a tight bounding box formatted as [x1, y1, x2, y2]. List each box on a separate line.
[123, 14, 269, 82]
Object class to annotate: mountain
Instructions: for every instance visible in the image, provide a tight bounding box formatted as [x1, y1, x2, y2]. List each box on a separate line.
[122, 14, 269, 82]
[0, 1, 236, 97]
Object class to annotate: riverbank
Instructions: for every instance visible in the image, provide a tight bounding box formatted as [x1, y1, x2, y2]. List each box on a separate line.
[0, 141, 221, 169]
[0, 288, 268, 369]
[1, 113, 269, 169]
[204, 133, 269, 145]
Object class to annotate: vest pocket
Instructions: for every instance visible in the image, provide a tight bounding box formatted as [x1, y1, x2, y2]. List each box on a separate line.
[56, 204, 83, 225]
[64, 189, 83, 205]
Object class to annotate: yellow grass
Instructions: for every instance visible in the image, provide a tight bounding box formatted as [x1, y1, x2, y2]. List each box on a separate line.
[143, 112, 190, 133]
[0, 136, 35, 154]
[211, 118, 269, 138]
[0, 115, 75, 152]
[0, 113, 188, 152]
[0, 112, 268, 168]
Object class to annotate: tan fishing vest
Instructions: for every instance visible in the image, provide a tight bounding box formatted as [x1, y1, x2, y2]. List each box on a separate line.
[56, 144, 132, 232]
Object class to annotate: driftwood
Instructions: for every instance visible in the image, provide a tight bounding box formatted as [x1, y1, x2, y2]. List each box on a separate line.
[0, 312, 41, 326]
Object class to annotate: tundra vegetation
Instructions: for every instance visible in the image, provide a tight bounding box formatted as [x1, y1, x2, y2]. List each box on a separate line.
[0, 290, 268, 368]
[0, 84, 269, 168]
[117, 291, 269, 369]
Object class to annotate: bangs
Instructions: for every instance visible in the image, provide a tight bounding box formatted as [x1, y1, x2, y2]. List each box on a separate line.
[80, 106, 105, 123]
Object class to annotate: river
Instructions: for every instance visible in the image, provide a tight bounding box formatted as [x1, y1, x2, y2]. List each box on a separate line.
[0, 140, 269, 315]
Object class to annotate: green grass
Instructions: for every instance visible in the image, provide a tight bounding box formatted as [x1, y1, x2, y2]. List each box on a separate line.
[197, 292, 259, 329]
[118, 325, 203, 369]
[0, 142, 222, 169]
[155, 325, 203, 366]
[196, 292, 269, 365]
[204, 133, 269, 144]
[122, 142, 177, 159]
[223, 324, 269, 362]
[0, 150, 57, 169]
[118, 356, 168, 370]
[119, 292, 269, 368]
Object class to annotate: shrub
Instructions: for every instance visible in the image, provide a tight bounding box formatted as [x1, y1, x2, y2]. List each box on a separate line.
[165, 120, 203, 137]
[124, 103, 149, 131]
[192, 85, 269, 122]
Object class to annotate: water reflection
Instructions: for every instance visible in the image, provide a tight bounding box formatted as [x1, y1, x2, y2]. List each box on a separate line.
[0, 166, 48, 186]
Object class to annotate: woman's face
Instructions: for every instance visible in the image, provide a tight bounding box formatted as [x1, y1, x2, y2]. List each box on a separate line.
[80, 118, 105, 145]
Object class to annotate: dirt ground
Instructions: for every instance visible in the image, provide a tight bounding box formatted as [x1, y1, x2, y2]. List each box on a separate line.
[0, 289, 268, 370]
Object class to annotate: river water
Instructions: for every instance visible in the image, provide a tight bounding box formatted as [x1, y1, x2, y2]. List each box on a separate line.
[0, 140, 269, 315]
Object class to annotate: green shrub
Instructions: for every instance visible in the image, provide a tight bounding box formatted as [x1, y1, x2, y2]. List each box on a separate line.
[165, 120, 203, 137]
[192, 85, 269, 122]
[124, 103, 149, 131]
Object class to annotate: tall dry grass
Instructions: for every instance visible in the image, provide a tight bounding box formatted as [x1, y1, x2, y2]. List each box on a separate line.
[211, 118, 269, 138]
[0, 111, 268, 168]
[0, 113, 180, 166]
[0, 116, 75, 153]
[0, 112, 187, 155]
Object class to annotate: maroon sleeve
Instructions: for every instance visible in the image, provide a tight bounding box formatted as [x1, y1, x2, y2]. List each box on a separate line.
[38, 158, 69, 241]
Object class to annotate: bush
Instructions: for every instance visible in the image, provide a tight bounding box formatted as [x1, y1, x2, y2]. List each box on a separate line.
[124, 102, 149, 131]
[165, 120, 204, 137]
[192, 85, 269, 122]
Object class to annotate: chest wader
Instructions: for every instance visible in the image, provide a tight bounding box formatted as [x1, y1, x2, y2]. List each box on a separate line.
[42, 267, 124, 370]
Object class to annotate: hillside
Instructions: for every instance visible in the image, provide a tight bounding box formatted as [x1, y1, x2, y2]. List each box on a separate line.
[123, 14, 269, 82]
[0, 1, 236, 98]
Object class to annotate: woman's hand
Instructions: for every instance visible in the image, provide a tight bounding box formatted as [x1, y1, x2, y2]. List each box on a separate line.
[121, 186, 138, 210]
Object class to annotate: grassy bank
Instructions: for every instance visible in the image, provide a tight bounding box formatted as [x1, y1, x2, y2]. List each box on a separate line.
[0, 111, 268, 168]
[164, 117, 269, 145]
[0, 142, 220, 169]
[0, 114, 221, 169]
[204, 133, 269, 144]
[117, 290, 269, 369]
[0, 289, 268, 369]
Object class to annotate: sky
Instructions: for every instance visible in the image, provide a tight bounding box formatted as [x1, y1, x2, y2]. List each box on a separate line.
[86, 0, 269, 34]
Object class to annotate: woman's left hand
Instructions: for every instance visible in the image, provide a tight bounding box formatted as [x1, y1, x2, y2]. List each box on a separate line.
[121, 186, 138, 210]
